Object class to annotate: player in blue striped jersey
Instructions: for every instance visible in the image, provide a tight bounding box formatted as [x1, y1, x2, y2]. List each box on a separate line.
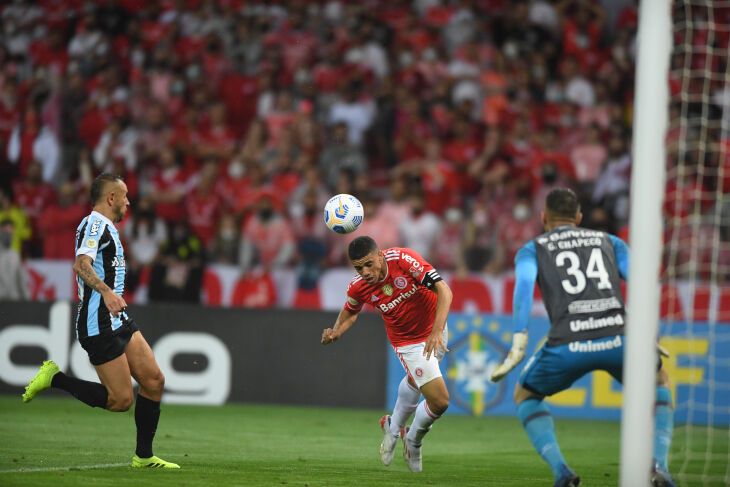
[22, 173, 179, 469]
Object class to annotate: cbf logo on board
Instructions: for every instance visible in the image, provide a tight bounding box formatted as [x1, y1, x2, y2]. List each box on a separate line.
[442, 316, 511, 415]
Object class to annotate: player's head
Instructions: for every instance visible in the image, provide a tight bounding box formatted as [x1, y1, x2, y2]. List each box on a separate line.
[348, 236, 385, 284]
[91, 173, 129, 223]
[542, 187, 582, 229]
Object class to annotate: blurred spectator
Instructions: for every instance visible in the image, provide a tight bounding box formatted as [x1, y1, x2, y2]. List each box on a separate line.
[12, 162, 56, 256]
[198, 102, 236, 161]
[432, 207, 466, 271]
[123, 198, 168, 269]
[290, 188, 329, 288]
[0, 187, 30, 254]
[593, 130, 631, 227]
[93, 107, 138, 172]
[529, 125, 575, 193]
[399, 192, 441, 261]
[329, 79, 375, 147]
[0, 219, 28, 300]
[37, 182, 86, 259]
[318, 122, 367, 191]
[560, 56, 595, 108]
[148, 220, 204, 303]
[150, 146, 189, 223]
[570, 123, 607, 188]
[239, 191, 295, 274]
[209, 213, 240, 265]
[8, 107, 60, 184]
[0, 77, 20, 174]
[463, 200, 505, 275]
[344, 19, 389, 79]
[497, 195, 543, 263]
[185, 160, 222, 248]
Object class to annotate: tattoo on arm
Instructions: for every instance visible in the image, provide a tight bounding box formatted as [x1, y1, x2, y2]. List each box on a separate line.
[76, 259, 111, 294]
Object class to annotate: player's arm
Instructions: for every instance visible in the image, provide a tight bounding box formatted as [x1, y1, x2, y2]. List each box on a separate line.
[423, 279, 452, 360]
[490, 242, 537, 382]
[73, 254, 127, 317]
[609, 234, 629, 280]
[321, 307, 359, 345]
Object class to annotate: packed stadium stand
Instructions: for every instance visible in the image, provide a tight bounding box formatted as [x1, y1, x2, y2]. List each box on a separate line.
[0, 0, 727, 312]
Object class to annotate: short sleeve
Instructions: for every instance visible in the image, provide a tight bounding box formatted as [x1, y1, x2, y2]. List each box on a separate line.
[395, 247, 437, 287]
[76, 219, 107, 261]
[343, 280, 364, 314]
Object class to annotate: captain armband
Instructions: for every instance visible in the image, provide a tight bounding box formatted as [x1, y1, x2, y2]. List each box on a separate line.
[421, 269, 443, 289]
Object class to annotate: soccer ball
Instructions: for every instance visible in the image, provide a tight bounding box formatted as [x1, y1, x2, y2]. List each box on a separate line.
[323, 194, 364, 234]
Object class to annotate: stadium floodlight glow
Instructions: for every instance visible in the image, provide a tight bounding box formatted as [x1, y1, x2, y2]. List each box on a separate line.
[620, 0, 671, 486]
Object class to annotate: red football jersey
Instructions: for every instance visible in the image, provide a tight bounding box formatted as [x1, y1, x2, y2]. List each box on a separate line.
[344, 247, 440, 348]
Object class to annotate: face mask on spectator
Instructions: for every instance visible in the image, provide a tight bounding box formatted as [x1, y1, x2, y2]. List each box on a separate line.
[220, 228, 236, 241]
[0, 230, 12, 248]
[228, 161, 245, 179]
[513, 204, 530, 222]
[258, 208, 274, 221]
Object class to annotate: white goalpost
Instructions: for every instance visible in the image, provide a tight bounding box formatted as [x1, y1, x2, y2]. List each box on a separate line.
[620, 0, 672, 486]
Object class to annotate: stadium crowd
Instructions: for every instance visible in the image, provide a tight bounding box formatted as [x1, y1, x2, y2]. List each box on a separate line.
[0, 0, 728, 302]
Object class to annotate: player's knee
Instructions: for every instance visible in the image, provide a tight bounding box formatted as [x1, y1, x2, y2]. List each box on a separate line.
[429, 394, 449, 416]
[108, 392, 134, 412]
[144, 371, 165, 395]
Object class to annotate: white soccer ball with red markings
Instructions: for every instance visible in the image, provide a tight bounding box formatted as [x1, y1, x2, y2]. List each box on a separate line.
[323, 194, 364, 234]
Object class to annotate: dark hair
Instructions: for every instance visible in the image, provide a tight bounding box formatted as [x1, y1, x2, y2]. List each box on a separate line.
[348, 236, 378, 261]
[545, 188, 580, 220]
[90, 173, 123, 206]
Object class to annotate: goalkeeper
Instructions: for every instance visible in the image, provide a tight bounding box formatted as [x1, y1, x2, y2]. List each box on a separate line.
[490, 188, 675, 487]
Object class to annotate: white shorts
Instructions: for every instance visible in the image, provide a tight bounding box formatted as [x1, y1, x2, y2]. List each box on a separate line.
[393, 324, 448, 389]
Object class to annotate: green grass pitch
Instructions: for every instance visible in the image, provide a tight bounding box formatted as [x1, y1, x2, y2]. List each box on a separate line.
[0, 397, 725, 486]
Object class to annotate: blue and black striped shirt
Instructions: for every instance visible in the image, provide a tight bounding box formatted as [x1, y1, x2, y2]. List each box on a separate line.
[74, 211, 127, 339]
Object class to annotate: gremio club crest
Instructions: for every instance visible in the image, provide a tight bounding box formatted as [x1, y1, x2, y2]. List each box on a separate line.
[442, 315, 512, 416]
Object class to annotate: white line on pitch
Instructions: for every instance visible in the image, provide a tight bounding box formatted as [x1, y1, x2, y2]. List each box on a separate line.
[0, 462, 128, 473]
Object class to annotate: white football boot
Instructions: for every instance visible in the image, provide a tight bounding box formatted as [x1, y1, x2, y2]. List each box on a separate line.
[379, 415, 399, 466]
[401, 426, 422, 473]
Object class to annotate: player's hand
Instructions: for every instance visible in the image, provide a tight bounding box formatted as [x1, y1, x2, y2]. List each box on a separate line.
[423, 331, 449, 361]
[490, 331, 528, 382]
[321, 328, 339, 345]
[102, 289, 127, 318]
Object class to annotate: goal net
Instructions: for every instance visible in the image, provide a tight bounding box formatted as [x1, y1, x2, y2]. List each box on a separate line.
[663, 1, 730, 485]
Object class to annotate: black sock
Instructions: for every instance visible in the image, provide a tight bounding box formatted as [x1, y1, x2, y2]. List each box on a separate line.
[50, 372, 108, 408]
[135, 394, 161, 458]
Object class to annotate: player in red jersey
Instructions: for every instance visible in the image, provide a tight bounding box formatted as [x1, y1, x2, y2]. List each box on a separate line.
[321, 236, 453, 473]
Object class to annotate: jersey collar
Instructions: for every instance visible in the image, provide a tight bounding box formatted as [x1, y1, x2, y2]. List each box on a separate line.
[91, 210, 115, 228]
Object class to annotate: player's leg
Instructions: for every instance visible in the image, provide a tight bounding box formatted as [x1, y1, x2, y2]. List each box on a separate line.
[23, 328, 135, 410]
[125, 329, 178, 468]
[412, 375, 449, 435]
[401, 376, 449, 474]
[515, 344, 580, 487]
[93, 354, 135, 411]
[654, 365, 674, 473]
[22, 360, 110, 408]
[380, 374, 420, 466]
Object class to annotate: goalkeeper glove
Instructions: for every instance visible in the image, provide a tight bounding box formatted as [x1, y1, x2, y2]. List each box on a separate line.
[490, 331, 528, 382]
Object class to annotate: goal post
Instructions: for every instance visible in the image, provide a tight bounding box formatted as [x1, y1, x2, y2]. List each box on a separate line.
[620, 0, 672, 486]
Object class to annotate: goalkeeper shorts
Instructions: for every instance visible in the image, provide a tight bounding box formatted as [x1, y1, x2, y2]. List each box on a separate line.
[519, 334, 625, 397]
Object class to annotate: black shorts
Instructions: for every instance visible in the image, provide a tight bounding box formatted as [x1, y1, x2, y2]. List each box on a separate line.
[79, 317, 139, 366]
